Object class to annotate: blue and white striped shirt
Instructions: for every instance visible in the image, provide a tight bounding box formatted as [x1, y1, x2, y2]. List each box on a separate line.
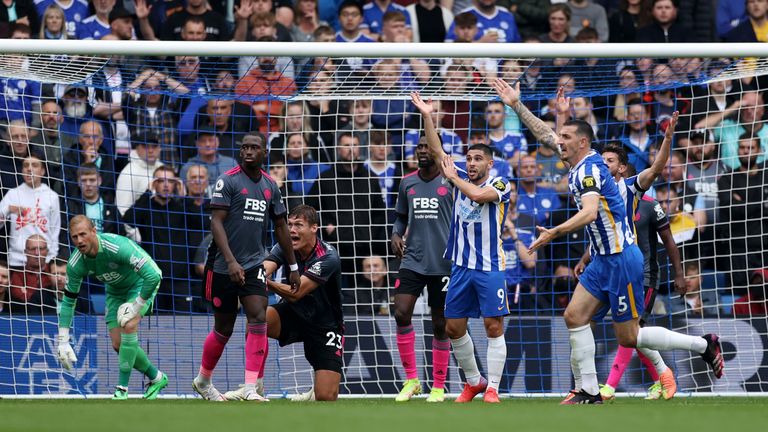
[568, 151, 635, 256]
[444, 166, 513, 271]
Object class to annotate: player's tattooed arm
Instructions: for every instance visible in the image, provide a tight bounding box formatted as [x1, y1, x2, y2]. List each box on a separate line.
[492, 79, 561, 156]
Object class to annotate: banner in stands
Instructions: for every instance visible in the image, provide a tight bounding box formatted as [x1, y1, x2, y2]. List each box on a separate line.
[1, 316, 766, 395]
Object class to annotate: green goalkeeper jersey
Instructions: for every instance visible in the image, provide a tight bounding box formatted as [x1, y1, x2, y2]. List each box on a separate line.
[58, 233, 162, 329]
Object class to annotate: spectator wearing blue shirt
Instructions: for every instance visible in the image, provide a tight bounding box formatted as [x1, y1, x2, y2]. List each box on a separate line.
[446, 0, 521, 43]
[717, 0, 747, 39]
[179, 125, 237, 190]
[285, 132, 329, 195]
[370, 58, 426, 147]
[34, 0, 88, 38]
[363, 130, 400, 209]
[362, 0, 411, 39]
[485, 100, 527, 165]
[455, 129, 512, 180]
[76, 0, 113, 39]
[404, 99, 464, 170]
[514, 154, 561, 226]
[0, 76, 41, 126]
[335, 0, 374, 42]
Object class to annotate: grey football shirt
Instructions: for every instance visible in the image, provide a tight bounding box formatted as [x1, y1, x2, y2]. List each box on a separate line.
[633, 195, 669, 288]
[394, 171, 453, 275]
[209, 166, 286, 273]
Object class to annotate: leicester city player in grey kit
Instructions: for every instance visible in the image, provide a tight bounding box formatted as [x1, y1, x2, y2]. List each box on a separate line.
[193, 132, 301, 402]
[392, 137, 454, 403]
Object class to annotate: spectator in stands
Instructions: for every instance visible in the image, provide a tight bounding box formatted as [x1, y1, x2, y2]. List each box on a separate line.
[403, 99, 463, 171]
[351, 255, 392, 316]
[267, 153, 302, 211]
[290, 0, 327, 42]
[684, 130, 722, 233]
[251, 0, 294, 41]
[235, 37, 297, 134]
[59, 85, 110, 155]
[183, 164, 210, 203]
[269, 101, 329, 162]
[455, 128, 513, 180]
[34, 0, 87, 39]
[0, 2, 35, 37]
[718, 134, 768, 291]
[507, 0, 549, 39]
[0, 261, 9, 313]
[666, 262, 719, 316]
[145, 0, 230, 41]
[539, 4, 573, 43]
[689, 71, 738, 132]
[446, 0, 521, 43]
[338, 99, 373, 156]
[171, 55, 212, 144]
[66, 163, 121, 235]
[182, 164, 210, 299]
[31, 101, 65, 166]
[440, 63, 475, 142]
[38, 4, 67, 39]
[717, 0, 747, 39]
[7, 234, 56, 314]
[115, 139, 164, 216]
[515, 154, 561, 226]
[712, 91, 768, 170]
[611, 99, 655, 171]
[0, 120, 45, 194]
[76, 0, 114, 39]
[238, 12, 295, 79]
[406, 0, 453, 43]
[550, 264, 578, 311]
[0, 37, 41, 127]
[501, 180, 538, 311]
[363, 130, 400, 209]
[567, 0, 608, 42]
[0, 155, 61, 267]
[185, 98, 248, 161]
[48, 257, 78, 310]
[378, 10, 411, 42]
[307, 132, 388, 283]
[362, 0, 411, 40]
[485, 100, 527, 165]
[608, 0, 651, 43]
[123, 166, 193, 313]
[724, 0, 768, 42]
[63, 120, 116, 198]
[636, 0, 690, 42]
[179, 126, 237, 189]
[656, 183, 700, 270]
[285, 132, 329, 196]
[106, 6, 134, 40]
[733, 268, 768, 316]
[370, 58, 425, 146]
[124, 68, 186, 169]
[335, 0, 375, 43]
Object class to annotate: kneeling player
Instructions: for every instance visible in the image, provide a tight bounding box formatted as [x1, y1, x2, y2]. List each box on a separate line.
[57, 215, 167, 400]
[229, 205, 343, 401]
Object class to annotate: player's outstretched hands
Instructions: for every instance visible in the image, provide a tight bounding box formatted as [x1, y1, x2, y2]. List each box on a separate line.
[410, 92, 434, 116]
[57, 331, 77, 371]
[665, 111, 679, 139]
[228, 261, 246, 286]
[391, 233, 405, 259]
[528, 226, 559, 253]
[492, 78, 520, 107]
[288, 270, 301, 293]
[555, 86, 571, 116]
[439, 155, 458, 182]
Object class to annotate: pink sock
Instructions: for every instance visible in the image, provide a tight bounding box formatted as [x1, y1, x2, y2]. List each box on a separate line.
[259, 340, 269, 378]
[605, 345, 634, 388]
[636, 349, 660, 381]
[397, 325, 418, 380]
[200, 330, 230, 378]
[432, 338, 450, 390]
[245, 323, 267, 385]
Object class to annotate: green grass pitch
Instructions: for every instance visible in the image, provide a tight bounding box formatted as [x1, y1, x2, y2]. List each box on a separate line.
[4, 398, 767, 432]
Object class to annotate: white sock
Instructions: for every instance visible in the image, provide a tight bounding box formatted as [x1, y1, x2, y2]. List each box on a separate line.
[637, 327, 708, 354]
[451, 332, 482, 386]
[637, 348, 667, 375]
[151, 370, 163, 383]
[570, 350, 582, 390]
[195, 374, 211, 385]
[569, 324, 598, 395]
[486, 335, 506, 391]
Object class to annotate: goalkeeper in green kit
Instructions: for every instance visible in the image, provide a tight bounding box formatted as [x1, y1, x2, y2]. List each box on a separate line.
[57, 215, 168, 400]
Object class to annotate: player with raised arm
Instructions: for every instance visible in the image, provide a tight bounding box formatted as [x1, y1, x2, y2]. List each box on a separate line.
[57, 215, 167, 400]
[234, 205, 344, 402]
[391, 137, 453, 403]
[411, 92, 513, 403]
[192, 132, 301, 402]
[494, 79, 724, 404]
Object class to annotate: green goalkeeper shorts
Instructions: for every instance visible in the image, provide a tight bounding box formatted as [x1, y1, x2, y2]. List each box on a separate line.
[105, 284, 153, 330]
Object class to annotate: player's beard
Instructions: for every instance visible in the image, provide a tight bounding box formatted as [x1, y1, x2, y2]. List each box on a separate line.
[417, 157, 434, 168]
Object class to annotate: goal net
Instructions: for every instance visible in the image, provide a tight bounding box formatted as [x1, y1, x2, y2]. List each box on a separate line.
[0, 41, 766, 397]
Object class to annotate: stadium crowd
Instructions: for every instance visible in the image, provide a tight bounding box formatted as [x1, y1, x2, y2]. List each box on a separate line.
[0, 0, 767, 319]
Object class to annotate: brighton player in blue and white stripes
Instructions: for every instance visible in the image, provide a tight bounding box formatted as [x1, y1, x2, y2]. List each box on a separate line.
[495, 79, 724, 404]
[411, 92, 512, 403]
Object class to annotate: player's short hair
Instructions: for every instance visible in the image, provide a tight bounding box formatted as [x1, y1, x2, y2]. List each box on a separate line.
[624, 163, 637, 177]
[601, 143, 629, 166]
[69, 214, 94, 230]
[242, 131, 266, 147]
[383, 11, 406, 25]
[338, 0, 363, 16]
[454, 11, 477, 28]
[467, 143, 494, 157]
[654, 182, 676, 198]
[563, 119, 594, 144]
[76, 162, 100, 179]
[289, 205, 319, 226]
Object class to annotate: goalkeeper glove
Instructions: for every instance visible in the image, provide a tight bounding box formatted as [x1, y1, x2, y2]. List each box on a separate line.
[57, 328, 77, 371]
[118, 297, 146, 327]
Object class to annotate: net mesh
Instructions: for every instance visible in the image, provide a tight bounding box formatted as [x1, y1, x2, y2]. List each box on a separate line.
[0, 52, 767, 396]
